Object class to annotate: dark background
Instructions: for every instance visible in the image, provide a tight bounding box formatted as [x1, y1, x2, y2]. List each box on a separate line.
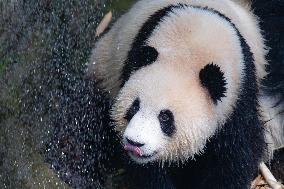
[0, 0, 135, 188]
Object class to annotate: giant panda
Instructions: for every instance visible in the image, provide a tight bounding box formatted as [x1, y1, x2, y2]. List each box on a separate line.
[87, 0, 284, 188]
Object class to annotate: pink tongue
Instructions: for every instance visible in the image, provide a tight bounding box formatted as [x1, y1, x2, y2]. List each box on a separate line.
[124, 144, 143, 157]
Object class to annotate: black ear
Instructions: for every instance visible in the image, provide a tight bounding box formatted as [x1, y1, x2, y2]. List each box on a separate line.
[199, 63, 227, 104]
[121, 46, 158, 86]
[129, 46, 159, 67]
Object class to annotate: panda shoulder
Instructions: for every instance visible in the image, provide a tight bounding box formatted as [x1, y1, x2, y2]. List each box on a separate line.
[86, 0, 164, 97]
[87, 16, 124, 97]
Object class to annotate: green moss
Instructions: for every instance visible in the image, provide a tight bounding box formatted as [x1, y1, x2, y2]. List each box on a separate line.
[0, 58, 12, 75]
[29, 153, 71, 189]
[105, 0, 136, 13]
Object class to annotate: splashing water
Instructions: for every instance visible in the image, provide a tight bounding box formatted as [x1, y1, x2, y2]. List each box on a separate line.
[0, 0, 136, 188]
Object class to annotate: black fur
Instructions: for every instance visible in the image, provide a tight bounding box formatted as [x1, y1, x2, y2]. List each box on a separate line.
[158, 109, 176, 137]
[169, 14, 265, 188]
[199, 63, 227, 104]
[124, 45, 159, 82]
[124, 5, 266, 189]
[269, 147, 284, 183]
[252, 0, 284, 113]
[124, 163, 175, 189]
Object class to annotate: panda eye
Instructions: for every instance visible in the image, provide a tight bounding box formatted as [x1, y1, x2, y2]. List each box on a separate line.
[159, 112, 170, 122]
[158, 110, 175, 137]
[124, 98, 140, 122]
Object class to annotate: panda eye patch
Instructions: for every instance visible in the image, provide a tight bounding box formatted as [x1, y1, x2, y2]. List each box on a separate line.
[158, 110, 175, 137]
[124, 98, 140, 122]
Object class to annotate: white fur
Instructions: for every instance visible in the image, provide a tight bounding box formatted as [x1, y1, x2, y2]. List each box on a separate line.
[87, 0, 267, 98]
[147, 6, 244, 126]
[89, 0, 273, 163]
[113, 64, 218, 163]
[110, 5, 250, 163]
[123, 110, 165, 164]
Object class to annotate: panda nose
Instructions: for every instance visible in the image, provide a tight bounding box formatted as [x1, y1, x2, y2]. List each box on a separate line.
[126, 138, 144, 147]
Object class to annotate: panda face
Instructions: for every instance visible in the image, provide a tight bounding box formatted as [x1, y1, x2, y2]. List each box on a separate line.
[122, 97, 176, 163]
[112, 64, 227, 164]
[122, 98, 173, 163]
[111, 5, 246, 164]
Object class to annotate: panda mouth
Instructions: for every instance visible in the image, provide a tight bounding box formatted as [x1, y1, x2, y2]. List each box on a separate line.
[124, 144, 157, 159]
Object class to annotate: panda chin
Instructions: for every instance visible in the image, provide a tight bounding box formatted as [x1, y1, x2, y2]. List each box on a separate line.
[128, 151, 158, 164]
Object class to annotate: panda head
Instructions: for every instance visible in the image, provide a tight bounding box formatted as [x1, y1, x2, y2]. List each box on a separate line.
[109, 4, 254, 164]
[112, 62, 232, 164]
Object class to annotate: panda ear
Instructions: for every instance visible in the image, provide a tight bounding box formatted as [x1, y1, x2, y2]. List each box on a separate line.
[199, 63, 227, 104]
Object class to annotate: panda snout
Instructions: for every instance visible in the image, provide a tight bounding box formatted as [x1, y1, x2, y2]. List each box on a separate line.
[122, 113, 163, 161]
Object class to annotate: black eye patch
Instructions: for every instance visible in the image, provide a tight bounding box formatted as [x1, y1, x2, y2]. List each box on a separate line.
[199, 63, 227, 104]
[124, 98, 140, 122]
[158, 110, 175, 137]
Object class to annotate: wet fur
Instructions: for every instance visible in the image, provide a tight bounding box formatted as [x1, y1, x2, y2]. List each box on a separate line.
[123, 8, 266, 188]
[88, 0, 283, 188]
[253, 0, 284, 151]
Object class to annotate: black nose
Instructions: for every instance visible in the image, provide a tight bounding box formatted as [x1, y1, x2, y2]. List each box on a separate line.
[126, 138, 144, 147]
